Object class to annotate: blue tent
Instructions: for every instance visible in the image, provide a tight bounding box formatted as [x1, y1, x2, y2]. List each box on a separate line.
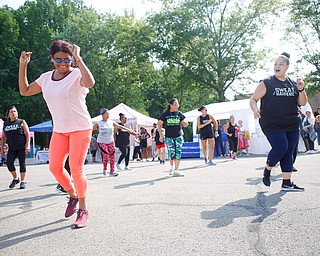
[29, 120, 53, 132]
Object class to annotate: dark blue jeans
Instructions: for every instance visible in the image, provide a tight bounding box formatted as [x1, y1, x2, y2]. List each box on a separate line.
[265, 131, 299, 173]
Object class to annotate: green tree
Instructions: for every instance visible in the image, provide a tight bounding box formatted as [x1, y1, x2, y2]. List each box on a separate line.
[149, 0, 283, 102]
[288, 0, 320, 96]
[60, 10, 159, 116]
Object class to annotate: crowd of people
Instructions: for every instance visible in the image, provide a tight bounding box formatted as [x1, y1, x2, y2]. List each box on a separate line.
[1, 40, 319, 230]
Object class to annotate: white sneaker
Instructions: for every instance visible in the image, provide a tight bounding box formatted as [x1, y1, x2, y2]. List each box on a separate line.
[124, 166, 131, 171]
[116, 164, 122, 170]
[172, 171, 184, 177]
[169, 167, 174, 176]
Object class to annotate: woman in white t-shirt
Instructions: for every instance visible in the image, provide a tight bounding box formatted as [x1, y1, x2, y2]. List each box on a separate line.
[93, 108, 136, 177]
[18, 40, 95, 228]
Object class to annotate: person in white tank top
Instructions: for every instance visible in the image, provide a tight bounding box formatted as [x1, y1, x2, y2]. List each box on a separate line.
[93, 108, 138, 176]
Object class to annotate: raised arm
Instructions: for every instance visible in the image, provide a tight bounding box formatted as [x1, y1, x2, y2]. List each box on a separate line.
[68, 44, 95, 88]
[19, 51, 42, 96]
[296, 78, 308, 107]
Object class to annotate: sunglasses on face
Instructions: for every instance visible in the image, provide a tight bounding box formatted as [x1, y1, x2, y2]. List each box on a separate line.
[54, 58, 72, 64]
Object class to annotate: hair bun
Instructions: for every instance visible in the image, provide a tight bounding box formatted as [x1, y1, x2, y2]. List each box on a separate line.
[281, 52, 290, 59]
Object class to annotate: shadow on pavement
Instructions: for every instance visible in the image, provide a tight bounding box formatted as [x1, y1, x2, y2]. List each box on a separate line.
[246, 174, 282, 186]
[201, 191, 286, 228]
[114, 176, 172, 189]
[0, 219, 69, 250]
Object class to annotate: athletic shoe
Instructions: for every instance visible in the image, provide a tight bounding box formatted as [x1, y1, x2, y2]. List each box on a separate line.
[56, 184, 67, 194]
[207, 161, 217, 166]
[102, 170, 107, 176]
[124, 166, 131, 171]
[262, 168, 271, 187]
[116, 164, 122, 171]
[109, 172, 119, 177]
[204, 158, 208, 165]
[72, 209, 89, 229]
[281, 182, 305, 192]
[9, 178, 20, 189]
[292, 166, 298, 172]
[169, 167, 174, 176]
[172, 171, 184, 177]
[20, 181, 27, 189]
[232, 156, 237, 160]
[65, 197, 79, 218]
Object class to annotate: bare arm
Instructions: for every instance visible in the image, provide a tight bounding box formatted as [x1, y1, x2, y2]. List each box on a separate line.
[209, 115, 219, 137]
[92, 123, 99, 131]
[197, 116, 212, 129]
[19, 51, 42, 96]
[250, 81, 266, 119]
[181, 119, 189, 128]
[68, 44, 95, 88]
[1, 132, 6, 157]
[22, 120, 30, 154]
[113, 122, 138, 135]
[158, 120, 164, 142]
[296, 78, 308, 106]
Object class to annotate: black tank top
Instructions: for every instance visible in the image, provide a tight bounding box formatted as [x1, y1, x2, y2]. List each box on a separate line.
[259, 75, 300, 134]
[3, 119, 26, 151]
[227, 122, 237, 138]
[155, 130, 165, 145]
[199, 115, 213, 136]
[115, 123, 130, 147]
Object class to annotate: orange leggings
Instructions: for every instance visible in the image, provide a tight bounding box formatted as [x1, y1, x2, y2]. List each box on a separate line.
[49, 130, 91, 198]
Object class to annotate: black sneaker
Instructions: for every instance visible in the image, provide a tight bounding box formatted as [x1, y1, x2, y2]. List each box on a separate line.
[20, 181, 27, 189]
[281, 182, 305, 192]
[262, 168, 271, 186]
[292, 166, 298, 172]
[9, 178, 20, 188]
[56, 184, 67, 194]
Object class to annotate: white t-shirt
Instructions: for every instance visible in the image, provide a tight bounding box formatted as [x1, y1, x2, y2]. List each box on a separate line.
[35, 69, 92, 133]
[97, 119, 114, 144]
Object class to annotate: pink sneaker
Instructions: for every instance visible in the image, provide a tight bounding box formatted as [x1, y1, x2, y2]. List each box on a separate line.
[72, 209, 89, 228]
[65, 197, 78, 218]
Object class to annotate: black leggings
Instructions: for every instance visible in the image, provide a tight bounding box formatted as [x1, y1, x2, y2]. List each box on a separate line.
[118, 146, 130, 166]
[7, 149, 26, 173]
[228, 137, 238, 152]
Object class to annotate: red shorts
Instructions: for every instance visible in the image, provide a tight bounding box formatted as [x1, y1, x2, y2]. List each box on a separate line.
[156, 144, 166, 149]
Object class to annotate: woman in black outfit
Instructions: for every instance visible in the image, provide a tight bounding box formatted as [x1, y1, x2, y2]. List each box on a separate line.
[1, 106, 30, 189]
[250, 52, 308, 191]
[115, 113, 137, 171]
[224, 115, 239, 160]
[197, 106, 218, 165]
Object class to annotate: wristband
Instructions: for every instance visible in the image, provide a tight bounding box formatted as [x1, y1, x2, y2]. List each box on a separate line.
[76, 58, 82, 64]
[298, 87, 304, 92]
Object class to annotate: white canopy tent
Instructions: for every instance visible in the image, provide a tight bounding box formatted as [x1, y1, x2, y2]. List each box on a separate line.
[184, 99, 315, 155]
[92, 103, 157, 127]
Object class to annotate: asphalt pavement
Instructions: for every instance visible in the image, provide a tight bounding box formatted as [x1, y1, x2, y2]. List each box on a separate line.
[0, 153, 319, 256]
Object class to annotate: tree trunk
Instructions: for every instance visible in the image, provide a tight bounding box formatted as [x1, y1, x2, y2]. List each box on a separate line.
[218, 90, 226, 102]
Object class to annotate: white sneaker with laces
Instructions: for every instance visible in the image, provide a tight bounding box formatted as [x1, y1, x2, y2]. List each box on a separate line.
[169, 167, 174, 176]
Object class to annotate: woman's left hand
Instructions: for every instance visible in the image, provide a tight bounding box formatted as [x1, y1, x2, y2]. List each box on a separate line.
[297, 77, 304, 91]
[68, 44, 81, 61]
